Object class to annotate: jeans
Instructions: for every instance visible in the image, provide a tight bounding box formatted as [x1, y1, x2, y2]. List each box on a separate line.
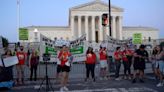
[115, 60, 121, 78]
[86, 64, 95, 79]
[30, 65, 37, 81]
[123, 61, 131, 76]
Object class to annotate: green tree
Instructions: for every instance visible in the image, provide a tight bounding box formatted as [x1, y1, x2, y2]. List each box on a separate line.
[2, 37, 9, 48]
[160, 41, 164, 47]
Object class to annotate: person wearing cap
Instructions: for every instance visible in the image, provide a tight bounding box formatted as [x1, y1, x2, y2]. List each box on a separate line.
[132, 45, 149, 83]
[85, 47, 97, 82]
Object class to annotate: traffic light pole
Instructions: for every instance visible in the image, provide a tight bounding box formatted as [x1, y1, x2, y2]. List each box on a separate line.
[109, 0, 112, 36]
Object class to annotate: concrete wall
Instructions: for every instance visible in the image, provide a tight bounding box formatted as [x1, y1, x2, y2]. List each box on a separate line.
[122, 27, 159, 40]
[25, 27, 71, 42]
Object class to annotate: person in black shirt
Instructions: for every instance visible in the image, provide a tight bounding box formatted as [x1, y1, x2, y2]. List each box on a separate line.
[132, 45, 149, 83]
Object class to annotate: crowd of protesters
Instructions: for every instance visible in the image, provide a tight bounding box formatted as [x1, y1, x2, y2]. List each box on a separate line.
[0, 43, 164, 91]
[0, 46, 39, 85]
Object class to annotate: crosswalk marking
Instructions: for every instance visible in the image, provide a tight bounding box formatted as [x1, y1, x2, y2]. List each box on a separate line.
[13, 85, 158, 92]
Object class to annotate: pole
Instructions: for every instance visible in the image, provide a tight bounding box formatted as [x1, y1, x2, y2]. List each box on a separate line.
[109, 0, 112, 36]
[17, 0, 20, 42]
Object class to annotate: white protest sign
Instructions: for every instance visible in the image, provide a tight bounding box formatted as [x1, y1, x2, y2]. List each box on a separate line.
[0, 56, 18, 67]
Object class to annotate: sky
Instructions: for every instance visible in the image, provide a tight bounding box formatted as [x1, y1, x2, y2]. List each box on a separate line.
[0, 0, 164, 42]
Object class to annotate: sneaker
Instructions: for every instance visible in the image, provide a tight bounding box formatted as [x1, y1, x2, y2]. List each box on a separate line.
[84, 78, 88, 82]
[123, 76, 127, 79]
[104, 77, 108, 80]
[132, 79, 136, 83]
[93, 78, 96, 82]
[156, 83, 163, 87]
[63, 86, 69, 91]
[60, 87, 64, 92]
[140, 79, 144, 83]
[128, 76, 132, 80]
[115, 78, 120, 81]
[100, 77, 103, 80]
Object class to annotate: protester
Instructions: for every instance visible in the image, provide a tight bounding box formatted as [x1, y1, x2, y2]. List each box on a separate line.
[132, 45, 149, 83]
[151, 46, 159, 81]
[56, 49, 62, 81]
[16, 46, 26, 85]
[58, 45, 72, 92]
[85, 47, 96, 82]
[155, 45, 164, 87]
[29, 49, 39, 81]
[4, 49, 14, 80]
[99, 46, 108, 80]
[122, 45, 133, 79]
[114, 47, 122, 80]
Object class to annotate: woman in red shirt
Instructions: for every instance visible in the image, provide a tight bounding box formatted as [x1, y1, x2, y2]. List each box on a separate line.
[85, 47, 96, 82]
[58, 45, 71, 91]
[99, 46, 108, 80]
[122, 45, 133, 79]
[114, 47, 122, 80]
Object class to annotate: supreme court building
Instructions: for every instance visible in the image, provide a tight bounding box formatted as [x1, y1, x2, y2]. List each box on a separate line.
[24, 0, 159, 42]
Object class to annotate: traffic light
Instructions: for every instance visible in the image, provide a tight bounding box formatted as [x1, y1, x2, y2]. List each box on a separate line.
[102, 13, 108, 26]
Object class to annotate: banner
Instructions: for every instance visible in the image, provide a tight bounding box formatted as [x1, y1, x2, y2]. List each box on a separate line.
[39, 34, 86, 62]
[132, 33, 142, 44]
[19, 28, 28, 40]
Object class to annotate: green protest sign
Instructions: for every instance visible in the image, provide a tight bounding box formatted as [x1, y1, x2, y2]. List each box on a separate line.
[70, 46, 83, 54]
[19, 28, 28, 40]
[132, 33, 142, 44]
[45, 46, 57, 55]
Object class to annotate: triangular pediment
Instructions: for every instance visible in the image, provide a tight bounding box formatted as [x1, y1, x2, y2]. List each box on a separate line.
[70, 0, 123, 12]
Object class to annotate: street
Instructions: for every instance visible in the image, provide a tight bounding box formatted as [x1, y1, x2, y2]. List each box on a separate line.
[2, 77, 164, 92]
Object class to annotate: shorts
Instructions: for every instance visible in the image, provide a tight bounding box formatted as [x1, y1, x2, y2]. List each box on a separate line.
[16, 64, 25, 72]
[133, 60, 145, 71]
[158, 60, 164, 74]
[60, 65, 70, 72]
[100, 60, 108, 68]
[57, 65, 62, 73]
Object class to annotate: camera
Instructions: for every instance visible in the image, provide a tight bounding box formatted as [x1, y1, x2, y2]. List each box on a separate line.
[42, 53, 51, 61]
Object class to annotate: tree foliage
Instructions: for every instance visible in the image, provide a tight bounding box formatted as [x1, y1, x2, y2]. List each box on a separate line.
[160, 41, 164, 47]
[2, 36, 9, 48]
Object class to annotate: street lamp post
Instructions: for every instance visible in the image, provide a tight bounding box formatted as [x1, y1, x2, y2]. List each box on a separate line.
[109, 0, 112, 37]
[17, 0, 20, 41]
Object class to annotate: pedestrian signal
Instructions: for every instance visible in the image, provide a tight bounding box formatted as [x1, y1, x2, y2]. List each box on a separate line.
[102, 14, 108, 26]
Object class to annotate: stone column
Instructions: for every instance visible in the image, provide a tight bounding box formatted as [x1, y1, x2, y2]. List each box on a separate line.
[112, 16, 116, 38]
[118, 16, 123, 40]
[71, 16, 75, 39]
[92, 16, 95, 41]
[78, 16, 82, 37]
[99, 15, 103, 41]
[85, 16, 89, 41]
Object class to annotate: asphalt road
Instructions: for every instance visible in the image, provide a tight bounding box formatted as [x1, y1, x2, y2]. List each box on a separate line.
[1, 76, 164, 92]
